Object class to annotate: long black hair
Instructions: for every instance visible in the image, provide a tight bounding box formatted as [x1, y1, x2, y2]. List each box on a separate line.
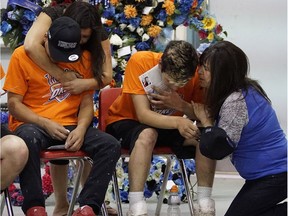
[200, 41, 270, 119]
[64, 1, 105, 87]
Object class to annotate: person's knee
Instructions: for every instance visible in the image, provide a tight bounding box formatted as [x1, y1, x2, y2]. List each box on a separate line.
[1, 135, 28, 158]
[135, 128, 157, 151]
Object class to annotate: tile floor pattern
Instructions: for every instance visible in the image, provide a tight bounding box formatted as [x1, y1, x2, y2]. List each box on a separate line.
[1, 173, 245, 216]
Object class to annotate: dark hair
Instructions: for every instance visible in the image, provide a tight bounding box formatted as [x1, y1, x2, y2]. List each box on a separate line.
[160, 40, 198, 83]
[63, 1, 105, 87]
[200, 41, 270, 118]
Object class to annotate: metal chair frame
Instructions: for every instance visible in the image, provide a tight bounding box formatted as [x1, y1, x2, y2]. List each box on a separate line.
[98, 87, 195, 216]
[1, 188, 14, 216]
[40, 148, 109, 216]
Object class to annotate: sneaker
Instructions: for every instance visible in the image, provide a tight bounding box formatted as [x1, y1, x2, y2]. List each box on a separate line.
[72, 205, 96, 216]
[126, 200, 148, 216]
[193, 198, 215, 216]
[26, 206, 47, 216]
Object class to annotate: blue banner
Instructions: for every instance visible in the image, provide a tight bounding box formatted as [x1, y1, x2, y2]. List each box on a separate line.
[7, 0, 42, 15]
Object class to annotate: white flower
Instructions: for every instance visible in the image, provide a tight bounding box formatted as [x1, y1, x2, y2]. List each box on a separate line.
[136, 27, 144, 36]
[127, 24, 136, 32]
[110, 34, 123, 46]
[142, 33, 150, 41]
[111, 56, 118, 68]
[42, 0, 52, 7]
[119, 23, 127, 31]
[119, 59, 127, 70]
[156, 20, 164, 27]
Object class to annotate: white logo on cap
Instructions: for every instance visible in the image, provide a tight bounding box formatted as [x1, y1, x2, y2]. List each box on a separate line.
[58, 41, 77, 49]
[69, 54, 79, 61]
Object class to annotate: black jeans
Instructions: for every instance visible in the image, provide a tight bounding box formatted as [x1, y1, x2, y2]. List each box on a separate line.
[15, 124, 120, 214]
[225, 172, 287, 216]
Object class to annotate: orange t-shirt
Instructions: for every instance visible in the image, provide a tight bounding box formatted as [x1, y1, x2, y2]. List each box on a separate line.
[106, 51, 203, 126]
[3, 46, 93, 131]
[0, 64, 5, 80]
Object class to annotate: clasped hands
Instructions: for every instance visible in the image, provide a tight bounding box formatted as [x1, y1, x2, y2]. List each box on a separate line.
[58, 69, 86, 94]
[42, 118, 85, 151]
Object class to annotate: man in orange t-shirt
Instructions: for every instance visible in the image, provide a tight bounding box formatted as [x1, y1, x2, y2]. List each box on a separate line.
[106, 41, 216, 216]
[3, 17, 120, 216]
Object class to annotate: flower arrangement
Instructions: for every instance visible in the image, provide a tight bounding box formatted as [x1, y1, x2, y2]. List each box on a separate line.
[99, 0, 227, 86]
[0, 0, 45, 50]
[106, 156, 196, 202]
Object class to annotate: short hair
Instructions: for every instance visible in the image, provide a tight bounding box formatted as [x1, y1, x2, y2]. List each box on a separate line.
[160, 40, 198, 83]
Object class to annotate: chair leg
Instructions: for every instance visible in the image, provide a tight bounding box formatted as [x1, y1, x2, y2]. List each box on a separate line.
[179, 159, 194, 215]
[67, 159, 85, 216]
[155, 155, 172, 216]
[112, 169, 123, 216]
[3, 188, 14, 216]
[101, 201, 109, 216]
[1, 191, 5, 215]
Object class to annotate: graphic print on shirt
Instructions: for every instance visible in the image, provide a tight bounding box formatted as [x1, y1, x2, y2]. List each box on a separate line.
[43, 72, 70, 104]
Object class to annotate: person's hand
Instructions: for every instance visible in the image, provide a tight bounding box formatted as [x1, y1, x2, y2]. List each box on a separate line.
[59, 69, 83, 83]
[64, 126, 86, 151]
[148, 86, 182, 110]
[176, 117, 200, 140]
[191, 101, 213, 127]
[62, 78, 88, 94]
[41, 118, 69, 140]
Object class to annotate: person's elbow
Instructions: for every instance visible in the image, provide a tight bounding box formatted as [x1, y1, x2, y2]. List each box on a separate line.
[23, 39, 34, 57]
[101, 72, 113, 87]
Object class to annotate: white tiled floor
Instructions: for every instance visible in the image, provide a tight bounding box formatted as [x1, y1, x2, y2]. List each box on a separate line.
[1, 173, 245, 216]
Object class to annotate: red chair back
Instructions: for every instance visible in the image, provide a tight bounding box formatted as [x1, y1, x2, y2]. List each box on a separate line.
[98, 87, 122, 131]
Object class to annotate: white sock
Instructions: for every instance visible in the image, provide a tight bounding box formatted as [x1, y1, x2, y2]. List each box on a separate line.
[197, 186, 212, 201]
[128, 191, 144, 207]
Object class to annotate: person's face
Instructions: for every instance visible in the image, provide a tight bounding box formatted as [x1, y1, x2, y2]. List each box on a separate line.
[80, 28, 92, 45]
[198, 64, 211, 88]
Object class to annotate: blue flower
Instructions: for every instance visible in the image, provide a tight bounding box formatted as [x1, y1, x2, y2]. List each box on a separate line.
[102, 6, 115, 19]
[0, 21, 12, 35]
[23, 10, 36, 21]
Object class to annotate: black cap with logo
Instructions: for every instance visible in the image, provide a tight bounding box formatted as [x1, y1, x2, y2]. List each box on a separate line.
[48, 16, 81, 63]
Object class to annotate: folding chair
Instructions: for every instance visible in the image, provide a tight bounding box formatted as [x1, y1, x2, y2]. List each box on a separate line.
[40, 147, 109, 216]
[98, 87, 195, 216]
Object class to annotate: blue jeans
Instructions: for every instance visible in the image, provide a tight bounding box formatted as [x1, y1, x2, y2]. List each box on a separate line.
[225, 172, 287, 216]
[15, 124, 120, 214]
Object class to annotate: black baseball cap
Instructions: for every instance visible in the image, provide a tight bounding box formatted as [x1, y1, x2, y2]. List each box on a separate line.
[47, 16, 81, 63]
[200, 127, 235, 160]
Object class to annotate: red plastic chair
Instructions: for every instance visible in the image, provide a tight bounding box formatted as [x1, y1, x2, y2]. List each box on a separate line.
[98, 87, 195, 216]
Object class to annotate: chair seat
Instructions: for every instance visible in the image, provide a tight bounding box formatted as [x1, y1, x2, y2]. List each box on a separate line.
[121, 146, 173, 155]
[40, 150, 87, 160]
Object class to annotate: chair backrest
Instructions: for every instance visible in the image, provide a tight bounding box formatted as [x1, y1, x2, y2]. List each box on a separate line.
[98, 87, 122, 132]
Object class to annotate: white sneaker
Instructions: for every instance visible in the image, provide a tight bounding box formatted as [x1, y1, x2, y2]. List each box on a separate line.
[126, 200, 148, 216]
[193, 198, 215, 216]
